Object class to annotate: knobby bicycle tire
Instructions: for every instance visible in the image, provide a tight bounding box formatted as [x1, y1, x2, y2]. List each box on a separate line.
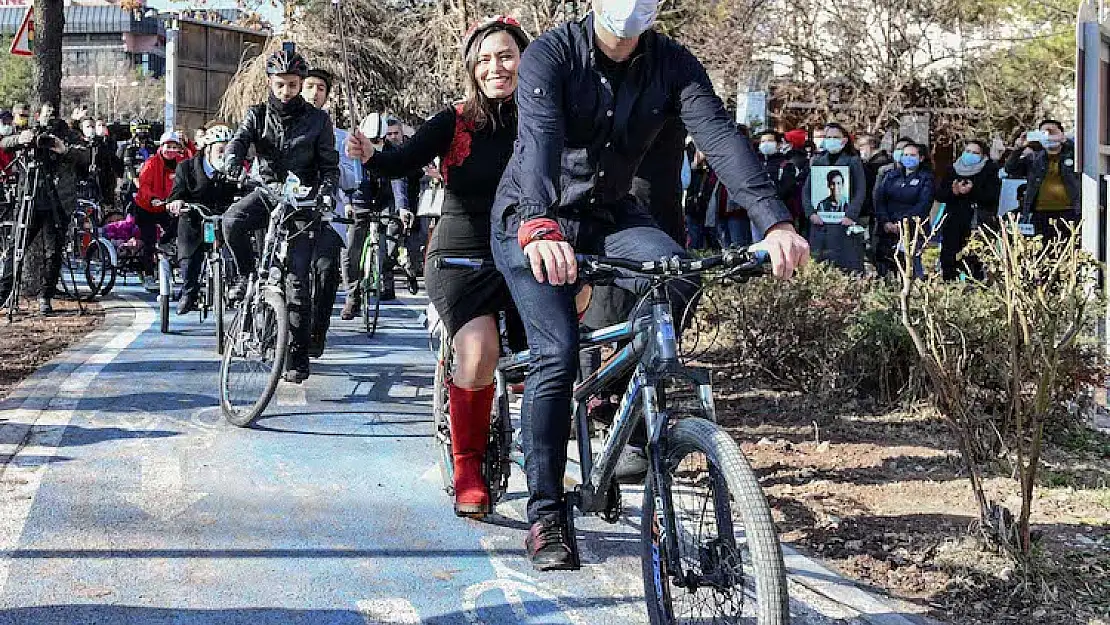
[220, 288, 289, 427]
[641, 417, 788, 625]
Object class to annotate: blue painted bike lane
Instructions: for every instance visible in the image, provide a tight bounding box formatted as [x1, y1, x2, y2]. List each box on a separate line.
[0, 290, 650, 625]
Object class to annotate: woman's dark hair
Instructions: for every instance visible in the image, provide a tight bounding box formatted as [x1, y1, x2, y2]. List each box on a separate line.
[460, 24, 530, 131]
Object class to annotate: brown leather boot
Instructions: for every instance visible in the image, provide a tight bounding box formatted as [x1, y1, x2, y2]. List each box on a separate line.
[448, 381, 494, 518]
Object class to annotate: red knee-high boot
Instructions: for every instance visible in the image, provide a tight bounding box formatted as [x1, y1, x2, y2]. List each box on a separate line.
[449, 381, 494, 517]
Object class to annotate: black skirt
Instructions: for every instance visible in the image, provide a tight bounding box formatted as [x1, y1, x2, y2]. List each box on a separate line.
[424, 212, 515, 339]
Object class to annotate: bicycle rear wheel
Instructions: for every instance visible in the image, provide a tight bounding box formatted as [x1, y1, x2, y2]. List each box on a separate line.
[220, 288, 289, 427]
[641, 417, 788, 625]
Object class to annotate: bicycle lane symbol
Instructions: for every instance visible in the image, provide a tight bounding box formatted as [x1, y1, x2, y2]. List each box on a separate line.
[461, 535, 586, 625]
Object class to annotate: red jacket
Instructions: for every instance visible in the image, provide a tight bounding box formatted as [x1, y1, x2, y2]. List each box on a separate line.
[135, 155, 176, 213]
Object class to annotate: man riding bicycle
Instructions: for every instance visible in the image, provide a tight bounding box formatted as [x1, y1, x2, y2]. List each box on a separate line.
[300, 67, 351, 357]
[490, 0, 809, 570]
[222, 47, 340, 383]
[165, 124, 241, 315]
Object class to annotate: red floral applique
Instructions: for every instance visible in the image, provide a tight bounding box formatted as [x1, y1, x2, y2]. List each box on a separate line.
[440, 103, 475, 184]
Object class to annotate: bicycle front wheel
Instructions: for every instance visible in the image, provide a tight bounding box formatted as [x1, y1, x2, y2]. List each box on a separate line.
[84, 239, 116, 297]
[362, 240, 383, 338]
[212, 255, 225, 354]
[433, 339, 454, 495]
[220, 288, 289, 427]
[642, 417, 788, 625]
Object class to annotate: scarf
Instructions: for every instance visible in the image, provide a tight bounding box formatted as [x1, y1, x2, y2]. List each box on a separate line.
[268, 94, 306, 123]
[953, 156, 987, 178]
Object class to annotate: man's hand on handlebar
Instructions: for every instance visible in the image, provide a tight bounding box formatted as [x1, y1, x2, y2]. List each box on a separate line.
[400, 208, 415, 230]
[524, 239, 578, 286]
[750, 222, 809, 279]
[166, 200, 184, 216]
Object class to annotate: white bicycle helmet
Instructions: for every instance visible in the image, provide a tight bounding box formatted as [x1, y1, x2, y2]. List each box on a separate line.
[203, 125, 234, 147]
[158, 130, 183, 145]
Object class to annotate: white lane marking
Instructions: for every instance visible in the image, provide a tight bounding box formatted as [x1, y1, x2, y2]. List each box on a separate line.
[275, 381, 307, 406]
[0, 297, 153, 597]
[462, 536, 587, 625]
[123, 441, 209, 520]
[357, 598, 422, 624]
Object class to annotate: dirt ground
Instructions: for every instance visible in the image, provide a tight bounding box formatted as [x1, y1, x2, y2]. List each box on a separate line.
[0, 297, 103, 399]
[711, 372, 1110, 625]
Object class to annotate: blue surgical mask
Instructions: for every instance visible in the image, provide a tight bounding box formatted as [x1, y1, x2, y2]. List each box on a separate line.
[892, 148, 904, 162]
[759, 142, 778, 156]
[1043, 139, 1061, 150]
[595, 0, 658, 38]
[900, 155, 921, 170]
[0, 124, 11, 137]
[959, 151, 983, 167]
[823, 138, 845, 154]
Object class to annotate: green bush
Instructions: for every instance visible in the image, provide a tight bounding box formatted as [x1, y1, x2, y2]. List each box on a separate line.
[699, 262, 915, 402]
[700, 258, 1103, 428]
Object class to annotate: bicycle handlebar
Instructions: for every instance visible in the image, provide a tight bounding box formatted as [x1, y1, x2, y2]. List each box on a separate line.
[437, 247, 770, 277]
[578, 248, 769, 278]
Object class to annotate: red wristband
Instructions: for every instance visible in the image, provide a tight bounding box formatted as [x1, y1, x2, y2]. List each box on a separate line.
[518, 218, 565, 249]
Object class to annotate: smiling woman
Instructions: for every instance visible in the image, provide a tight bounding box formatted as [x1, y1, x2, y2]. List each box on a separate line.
[345, 16, 531, 520]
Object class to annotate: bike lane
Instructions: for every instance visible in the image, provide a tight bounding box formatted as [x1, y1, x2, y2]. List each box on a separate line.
[0, 289, 921, 624]
[0, 291, 650, 624]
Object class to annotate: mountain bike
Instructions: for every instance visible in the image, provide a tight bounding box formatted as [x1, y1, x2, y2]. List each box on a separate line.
[219, 175, 349, 426]
[434, 248, 790, 625]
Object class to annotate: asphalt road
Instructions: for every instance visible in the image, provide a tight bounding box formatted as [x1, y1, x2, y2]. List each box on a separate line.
[0, 287, 930, 625]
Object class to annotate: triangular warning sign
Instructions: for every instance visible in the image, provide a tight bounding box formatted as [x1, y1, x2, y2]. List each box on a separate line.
[10, 6, 33, 57]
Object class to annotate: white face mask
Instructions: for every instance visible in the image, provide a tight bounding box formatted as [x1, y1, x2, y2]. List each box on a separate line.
[596, 0, 658, 38]
[82, 127, 96, 139]
[208, 153, 226, 174]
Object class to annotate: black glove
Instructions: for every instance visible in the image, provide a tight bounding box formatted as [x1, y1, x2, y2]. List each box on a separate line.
[225, 160, 244, 182]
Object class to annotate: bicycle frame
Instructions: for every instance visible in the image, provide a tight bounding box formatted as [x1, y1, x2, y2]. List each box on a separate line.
[495, 278, 720, 580]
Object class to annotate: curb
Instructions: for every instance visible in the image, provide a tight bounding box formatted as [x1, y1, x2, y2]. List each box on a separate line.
[783, 545, 941, 624]
[0, 295, 149, 472]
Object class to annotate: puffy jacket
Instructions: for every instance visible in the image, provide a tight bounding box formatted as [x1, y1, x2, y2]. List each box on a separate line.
[135, 155, 177, 213]
[225, 97, 339, 191]
[874, 166, 935, 227]
[1003, 140, 1080, 215]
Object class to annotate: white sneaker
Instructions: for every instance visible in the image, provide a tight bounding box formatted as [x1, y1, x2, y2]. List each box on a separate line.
[142, 275, 158, 293]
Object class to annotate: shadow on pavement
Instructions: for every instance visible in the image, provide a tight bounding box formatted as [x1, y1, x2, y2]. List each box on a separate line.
[0, 597, 646, 625]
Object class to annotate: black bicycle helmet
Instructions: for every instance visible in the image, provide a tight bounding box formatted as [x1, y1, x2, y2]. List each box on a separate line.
[266, 49, 309, 77]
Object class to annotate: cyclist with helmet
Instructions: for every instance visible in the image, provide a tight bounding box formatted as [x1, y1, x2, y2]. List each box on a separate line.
[222, 46, 340, 383]
[165, 124, 242, 314]
[134, 130, 186, 291]
[349, 16, 530, 518]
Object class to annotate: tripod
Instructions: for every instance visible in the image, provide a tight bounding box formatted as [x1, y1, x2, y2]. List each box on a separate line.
[0, 150, 80, 321]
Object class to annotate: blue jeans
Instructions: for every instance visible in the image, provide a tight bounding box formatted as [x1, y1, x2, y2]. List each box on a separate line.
[717, 212, 752, 248]
[492, 201, 697, 523]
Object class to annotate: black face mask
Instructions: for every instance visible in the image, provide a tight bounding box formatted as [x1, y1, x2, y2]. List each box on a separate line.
[268, 93, 306, 120]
